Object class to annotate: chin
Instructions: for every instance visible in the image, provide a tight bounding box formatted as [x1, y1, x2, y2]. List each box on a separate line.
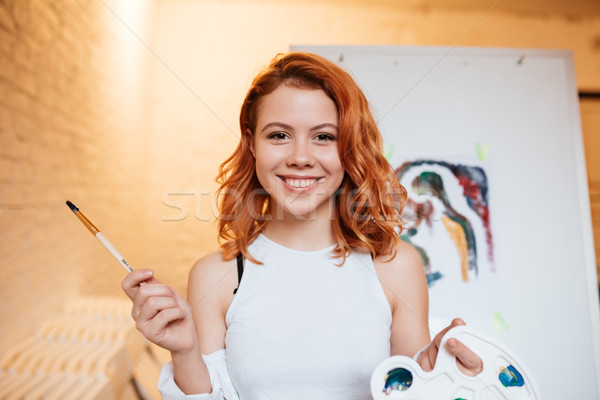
[273, 200, 334, 222]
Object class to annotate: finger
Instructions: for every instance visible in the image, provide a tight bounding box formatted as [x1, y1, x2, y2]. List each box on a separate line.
[433, 318, 466, 347]
[138, 306, 188, 342]
[121, 269, 155, 298]
[450, 317, 466, 327]
[418, 347, 436, 372]
[131, 283, 177, 320]
[446, 338, 483, 376]
[419, 332, 447, 372]
[420, 318, 467, 371]
[431, 324, 453, 349]
[136, 282, 177, 299]
[138, 295, 179, 323]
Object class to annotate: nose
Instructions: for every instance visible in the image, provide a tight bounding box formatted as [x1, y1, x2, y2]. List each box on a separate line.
[287, 140, 314, 168]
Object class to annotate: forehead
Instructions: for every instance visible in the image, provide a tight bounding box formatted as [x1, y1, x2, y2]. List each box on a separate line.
[255, 85, 338, 128]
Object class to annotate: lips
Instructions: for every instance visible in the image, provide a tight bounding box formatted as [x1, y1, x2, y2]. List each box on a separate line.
[278, 176, 322, 189]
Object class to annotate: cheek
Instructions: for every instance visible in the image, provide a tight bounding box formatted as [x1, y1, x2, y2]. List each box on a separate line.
[253, 152, 279, 190]
[254, 158, 269, 185]
[323, 152, 344, 178]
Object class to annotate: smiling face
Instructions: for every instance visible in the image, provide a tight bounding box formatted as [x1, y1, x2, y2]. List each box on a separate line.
[252, 84, 344, 220]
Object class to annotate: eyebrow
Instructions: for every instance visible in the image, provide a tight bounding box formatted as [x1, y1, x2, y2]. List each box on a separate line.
[260, 122, 338, 133]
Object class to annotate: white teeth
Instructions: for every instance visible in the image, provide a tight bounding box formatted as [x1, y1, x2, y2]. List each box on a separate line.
[284, 178, 317, 188]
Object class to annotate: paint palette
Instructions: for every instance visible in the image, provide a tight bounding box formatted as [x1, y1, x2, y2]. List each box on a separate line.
[370, 326, 541, 400]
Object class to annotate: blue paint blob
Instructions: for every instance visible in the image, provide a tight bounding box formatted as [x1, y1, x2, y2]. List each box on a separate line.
[499, 365, 525, 387]
[383, 368, 412, 394]
[426, 271, 443, 286]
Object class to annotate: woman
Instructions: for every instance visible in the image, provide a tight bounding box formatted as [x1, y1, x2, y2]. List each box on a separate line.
[122, 52, 482, 399]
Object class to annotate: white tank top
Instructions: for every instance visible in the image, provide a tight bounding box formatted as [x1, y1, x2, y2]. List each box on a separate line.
[225, 234, 392, 399]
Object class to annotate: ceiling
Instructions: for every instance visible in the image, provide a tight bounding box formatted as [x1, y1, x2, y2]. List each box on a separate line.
[324, 0, 600, 16]
[409, 0, 600, 16]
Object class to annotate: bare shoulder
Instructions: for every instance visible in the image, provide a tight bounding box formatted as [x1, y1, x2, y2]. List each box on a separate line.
[189, 250, 237, 289]
[373, 240, 424, 280]
[188, 250, 238, 319]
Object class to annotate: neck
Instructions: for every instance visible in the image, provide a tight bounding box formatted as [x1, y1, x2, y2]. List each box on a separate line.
[262, 203, 337, 251]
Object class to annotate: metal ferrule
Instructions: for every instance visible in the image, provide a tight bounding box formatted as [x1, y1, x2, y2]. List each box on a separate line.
[75, 211, 100, 235]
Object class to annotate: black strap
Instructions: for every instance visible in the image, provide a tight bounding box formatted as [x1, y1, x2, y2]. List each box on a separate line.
[233, 253, 244, 294]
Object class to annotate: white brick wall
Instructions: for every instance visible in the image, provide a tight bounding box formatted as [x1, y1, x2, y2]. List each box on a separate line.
[0, 0, 152, 356]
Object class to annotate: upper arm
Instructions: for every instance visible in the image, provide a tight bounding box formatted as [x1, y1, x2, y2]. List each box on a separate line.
[374, 240, 430, 357]
[187, 251, 238, 355]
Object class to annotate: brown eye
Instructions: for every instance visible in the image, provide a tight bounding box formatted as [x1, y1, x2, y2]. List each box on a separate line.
[268, 132, 288, 140]
[315, 133, 336, 142]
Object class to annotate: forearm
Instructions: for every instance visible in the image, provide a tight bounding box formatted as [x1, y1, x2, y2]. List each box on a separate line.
[172, 344, 213, 394]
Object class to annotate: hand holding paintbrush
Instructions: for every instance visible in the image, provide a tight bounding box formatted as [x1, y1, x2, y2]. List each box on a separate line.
[66, 201, 197, 354]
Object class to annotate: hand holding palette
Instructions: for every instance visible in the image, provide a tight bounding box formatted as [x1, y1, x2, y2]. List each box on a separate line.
[371, 326, 541, 400]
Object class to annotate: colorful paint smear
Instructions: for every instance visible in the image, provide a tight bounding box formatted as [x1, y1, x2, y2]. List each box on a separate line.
[407, 169, 478, 276]
[499, 365, 525, 387]
[441, 216, 470, 282]
[404, 197, 436, 230]
[383, 368, 412, 395]
[493, 311, 511, 333]
[396, 160, 495, 286]
[475, 142, 490, 161]
[400, 231, 444, 286]
[384, 144, 396, 161]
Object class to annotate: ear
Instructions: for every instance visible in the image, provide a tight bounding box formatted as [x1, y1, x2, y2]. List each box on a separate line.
[247, 128, 256, 157]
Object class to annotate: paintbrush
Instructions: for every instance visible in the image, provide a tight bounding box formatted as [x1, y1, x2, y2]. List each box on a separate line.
[66, 200, 135, 274]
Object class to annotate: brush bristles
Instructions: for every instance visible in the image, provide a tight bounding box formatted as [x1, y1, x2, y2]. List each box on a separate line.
[66, 200, 79, 212]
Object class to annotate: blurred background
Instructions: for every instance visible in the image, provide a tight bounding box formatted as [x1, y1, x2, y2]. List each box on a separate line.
[0, 0, 598, 398]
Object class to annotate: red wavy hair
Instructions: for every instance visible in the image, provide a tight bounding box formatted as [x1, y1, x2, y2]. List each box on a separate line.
[216, 52, 406, 263]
